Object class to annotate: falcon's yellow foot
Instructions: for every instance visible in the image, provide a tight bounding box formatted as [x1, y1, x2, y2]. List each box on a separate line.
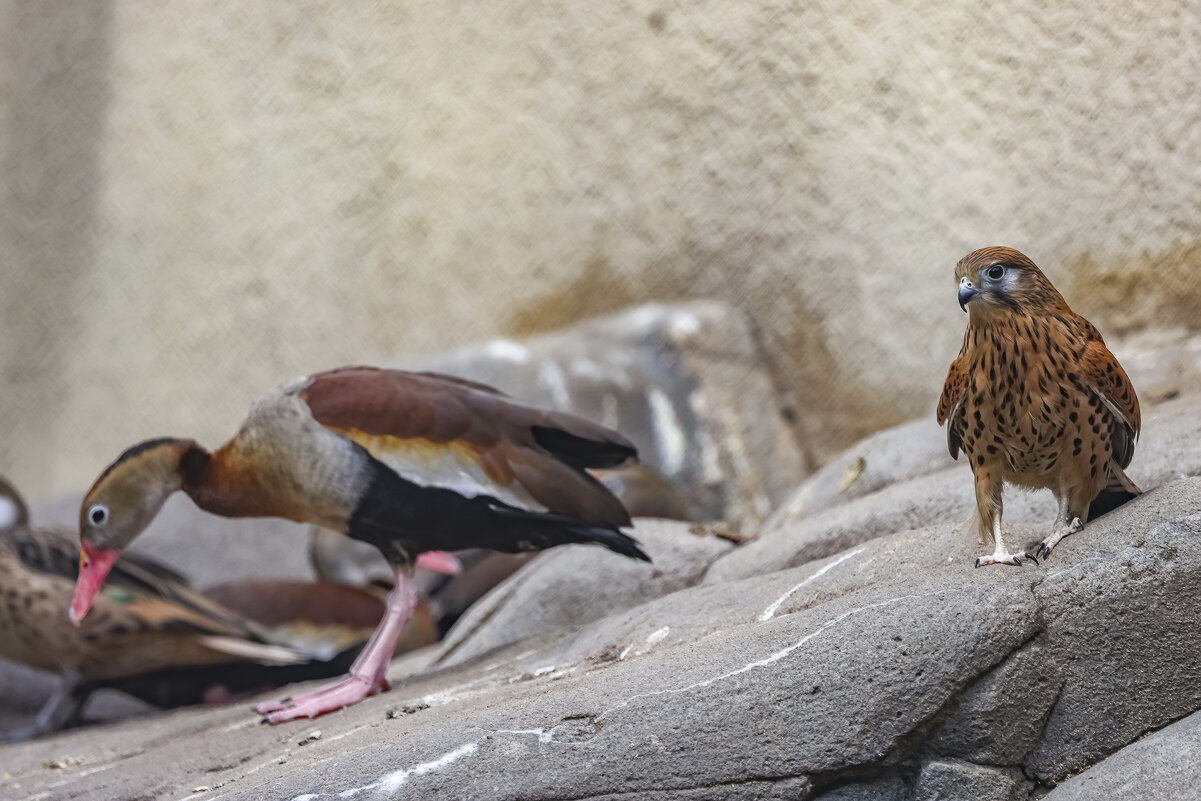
[974, 549, 1038, 568]
[1034, 518, 1083, 562]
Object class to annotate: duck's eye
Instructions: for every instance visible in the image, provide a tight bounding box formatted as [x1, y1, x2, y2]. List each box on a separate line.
[986, 265, 1006, 281]
[88, 504, 109, 526]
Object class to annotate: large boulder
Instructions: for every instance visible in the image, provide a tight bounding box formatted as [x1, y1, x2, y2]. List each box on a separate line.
[1041, 709, 1201, 801]
[435, 519, 733, 667]
[4, 474, 1200, 799]
[763, 417, 955, 531]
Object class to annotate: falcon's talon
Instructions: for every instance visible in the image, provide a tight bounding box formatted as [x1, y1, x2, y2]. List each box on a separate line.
[974, 551, 1033, 568]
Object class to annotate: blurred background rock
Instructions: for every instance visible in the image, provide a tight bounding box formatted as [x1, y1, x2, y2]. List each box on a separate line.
[3, 1, 1199, 503]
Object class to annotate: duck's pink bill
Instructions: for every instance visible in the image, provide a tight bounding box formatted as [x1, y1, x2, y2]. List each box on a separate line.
[69, 543, 121, 624]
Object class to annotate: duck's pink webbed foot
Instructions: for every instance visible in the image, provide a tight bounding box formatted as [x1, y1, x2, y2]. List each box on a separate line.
[255, 672, 390, 723]
[255, 570, 418, 724]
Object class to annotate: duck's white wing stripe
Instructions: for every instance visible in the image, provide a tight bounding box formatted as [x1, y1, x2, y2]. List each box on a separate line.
[366, 441, 548, 514]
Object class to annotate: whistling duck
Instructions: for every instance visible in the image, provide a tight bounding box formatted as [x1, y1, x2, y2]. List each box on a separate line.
[0, 478, 312, 739]
[71, 367, 649, 722]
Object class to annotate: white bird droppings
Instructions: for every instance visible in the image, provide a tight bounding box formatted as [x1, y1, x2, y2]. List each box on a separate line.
[376, 742, 479, 795]
[759, 548, 866, 622]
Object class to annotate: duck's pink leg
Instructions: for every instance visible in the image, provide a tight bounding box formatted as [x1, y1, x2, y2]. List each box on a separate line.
[256, 569, 417, 723]
[415, 550, 461, 575]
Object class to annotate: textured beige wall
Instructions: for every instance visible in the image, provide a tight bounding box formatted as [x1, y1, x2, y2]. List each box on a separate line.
[2, 1, 1199, 500]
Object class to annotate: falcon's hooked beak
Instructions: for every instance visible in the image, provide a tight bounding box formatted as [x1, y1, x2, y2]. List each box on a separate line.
[958, 277, 980, 311]
[69, 542, 121, 624]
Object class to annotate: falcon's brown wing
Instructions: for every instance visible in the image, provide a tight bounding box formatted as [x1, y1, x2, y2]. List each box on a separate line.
[937, 353, 969, 460]
[1077, 337, 1141, 469]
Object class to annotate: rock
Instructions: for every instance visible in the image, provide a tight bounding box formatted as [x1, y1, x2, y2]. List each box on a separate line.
[815, 776, 908, 801]
[407, 301, 808, 528]
[913, 760, 1026, 801]
[705, 466, 1053, 584]
[927, 641, 1060, 766]
[6, 473, 1201, 799]
[0, 662, 59, 737]
[435, 519, 732, 667]
[1041, 709, 1201, 801]
[710, 392, 1201, 584]
[764, 418, 955, 532]
[1108, 327, 1201, 406]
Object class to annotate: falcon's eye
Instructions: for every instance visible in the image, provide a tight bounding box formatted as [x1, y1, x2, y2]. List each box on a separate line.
[88, 504, 109, 526]
[986, 265, 1006, 281]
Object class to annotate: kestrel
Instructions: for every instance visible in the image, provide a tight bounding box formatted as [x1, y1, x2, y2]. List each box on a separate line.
[936, 247, 1141, 567]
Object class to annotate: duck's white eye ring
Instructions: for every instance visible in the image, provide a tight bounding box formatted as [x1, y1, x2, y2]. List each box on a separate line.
[88, 504, 109, 526]
[987, 264, 1006, 281]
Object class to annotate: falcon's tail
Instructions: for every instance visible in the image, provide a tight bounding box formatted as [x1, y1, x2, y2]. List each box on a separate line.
[1088, 467, 1141, 521]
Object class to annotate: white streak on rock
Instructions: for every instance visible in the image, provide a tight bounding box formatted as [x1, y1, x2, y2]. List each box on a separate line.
[648, 388, 686, 474]
[600, 393, 620, 428]
[414, 681, 485, 708]
[495, 728, 555, 744]
[668, 311, 702, 338]
[509, 663, 577, 683]
[758, 548, 866, 622]
[568, 357, 610, 382]
[484, 339, 530, 362]
[291, 795, 318, 801]
[48, 761, 122, 791]
[688, 389, 724, 483]
[0, 497, 18, 530]
[483, 648, 539, 673]
[375, 742, 479, 795]
[618, 626, 672, 662]
[600, 589, 958, 721]
[537, 361, 572, 408]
